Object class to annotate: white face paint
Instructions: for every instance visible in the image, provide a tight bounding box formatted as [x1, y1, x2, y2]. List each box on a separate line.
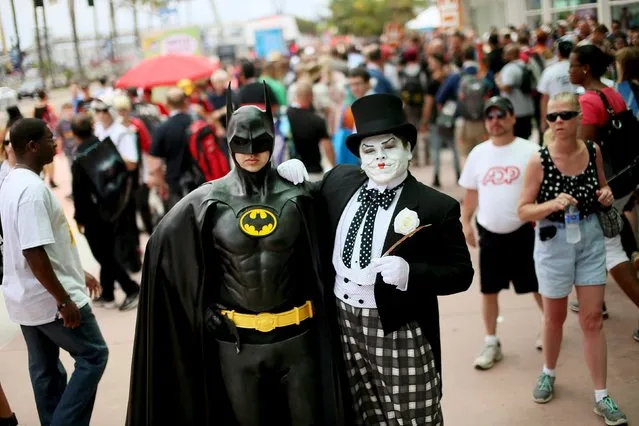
[359, 133, 412, 185]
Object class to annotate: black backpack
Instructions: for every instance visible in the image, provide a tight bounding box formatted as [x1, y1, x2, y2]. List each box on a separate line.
[517, 62, 535, 94]
[75, 137, 133, 223]
[399, 70, 426, 107]
[595, 90, 639, 198]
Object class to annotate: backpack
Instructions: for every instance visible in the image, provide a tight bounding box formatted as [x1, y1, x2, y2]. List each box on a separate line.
[527, 53, 545, 91]
[74, 137, 132, 223]
[457, 73, 491, 120]
[517, 63, 535, 94]
[594, 90, 639, 198]
[186, 119, 230, 182]
[399, 70, 426, 107]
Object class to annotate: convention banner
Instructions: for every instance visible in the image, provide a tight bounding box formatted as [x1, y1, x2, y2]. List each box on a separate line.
[254, 28, 287, 59]
[142, 26, 202, 58]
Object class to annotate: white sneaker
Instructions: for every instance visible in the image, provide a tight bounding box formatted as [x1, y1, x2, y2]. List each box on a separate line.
[474, 341, 503, 370]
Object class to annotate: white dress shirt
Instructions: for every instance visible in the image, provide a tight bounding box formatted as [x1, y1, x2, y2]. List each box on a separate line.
[333, 172, 407, 308]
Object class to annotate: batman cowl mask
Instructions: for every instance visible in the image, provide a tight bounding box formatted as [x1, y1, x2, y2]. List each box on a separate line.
[226, 81, 275, 161]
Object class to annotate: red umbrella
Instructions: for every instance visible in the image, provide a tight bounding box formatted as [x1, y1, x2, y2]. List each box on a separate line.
[115, 54, 217, 89]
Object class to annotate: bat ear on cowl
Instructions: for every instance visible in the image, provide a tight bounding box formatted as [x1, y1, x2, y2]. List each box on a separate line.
[226, 82, 235, 119]
[262, 81, 275, 135]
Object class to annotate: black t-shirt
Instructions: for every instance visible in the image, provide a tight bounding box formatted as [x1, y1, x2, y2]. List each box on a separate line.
[150, 112, 192, 190]
[487, 48, 505, 75]
[287, 107, 329, 174]
[426, 79, 442, 124]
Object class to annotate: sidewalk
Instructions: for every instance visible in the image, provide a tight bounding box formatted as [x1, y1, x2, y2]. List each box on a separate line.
[0, 151, 637, 426]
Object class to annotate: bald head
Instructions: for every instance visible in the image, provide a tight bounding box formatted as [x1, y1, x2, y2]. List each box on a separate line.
[295, 79, 313, 102]
[167, 87, 187, 110]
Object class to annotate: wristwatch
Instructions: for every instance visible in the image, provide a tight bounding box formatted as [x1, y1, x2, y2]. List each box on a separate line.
[57, 296, 72, 311]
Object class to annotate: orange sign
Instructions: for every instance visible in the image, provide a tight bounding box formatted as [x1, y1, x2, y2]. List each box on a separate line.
[437, 0, 463, 28]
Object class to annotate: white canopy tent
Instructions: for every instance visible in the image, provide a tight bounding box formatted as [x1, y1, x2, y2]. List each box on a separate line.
[406, 6, 441, 31]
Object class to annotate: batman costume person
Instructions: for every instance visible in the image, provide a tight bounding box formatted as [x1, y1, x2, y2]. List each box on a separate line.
[126, 83, 345, 426]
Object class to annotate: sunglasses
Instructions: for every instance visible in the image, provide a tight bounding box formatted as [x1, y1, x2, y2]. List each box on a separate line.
[485, 110, 507, 120]
[546, 111, 579, 122]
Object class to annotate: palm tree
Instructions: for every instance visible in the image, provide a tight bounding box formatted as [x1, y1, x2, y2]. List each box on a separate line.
[41, 0, 54, 80]
[132, 0, 141, 49]
[68, 0, 86, 80]
[109, 0, 118, 61]
[32, 1, 46, 86]
[9, 0, 19, 52]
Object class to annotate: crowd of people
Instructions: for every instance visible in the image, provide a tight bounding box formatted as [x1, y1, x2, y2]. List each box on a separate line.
[0, 13, 637, 426]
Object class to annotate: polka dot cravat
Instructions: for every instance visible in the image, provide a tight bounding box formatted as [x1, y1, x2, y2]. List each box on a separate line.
[342, 182, 405, 269]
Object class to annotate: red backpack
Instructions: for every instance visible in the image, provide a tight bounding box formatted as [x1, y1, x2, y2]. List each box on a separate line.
[187, 120, 230, 182]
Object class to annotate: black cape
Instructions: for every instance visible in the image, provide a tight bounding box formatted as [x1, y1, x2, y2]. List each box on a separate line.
[125, 172, 347, 426]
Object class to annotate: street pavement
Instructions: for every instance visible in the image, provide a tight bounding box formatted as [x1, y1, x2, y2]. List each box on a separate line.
[0, 111, 638, 425]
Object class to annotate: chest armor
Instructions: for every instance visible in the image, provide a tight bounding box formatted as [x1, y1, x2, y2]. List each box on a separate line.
[210, 197, 308, 313]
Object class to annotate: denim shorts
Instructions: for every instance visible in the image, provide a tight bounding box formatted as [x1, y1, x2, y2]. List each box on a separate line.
[533, 214, 607, 299]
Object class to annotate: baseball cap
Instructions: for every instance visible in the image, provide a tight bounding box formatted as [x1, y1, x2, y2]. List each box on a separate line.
[484, 96, 514, 115]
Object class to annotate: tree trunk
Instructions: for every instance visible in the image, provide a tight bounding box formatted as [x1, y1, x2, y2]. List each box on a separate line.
[109, 0, 118, 61]
[68, 0, 86, 81]
[132, 0, 140, 49]
[10, 0, 19, 51]
[33, 1, 46, 87]
[92, 1, 100, 60]
[41, 0, 54, 80]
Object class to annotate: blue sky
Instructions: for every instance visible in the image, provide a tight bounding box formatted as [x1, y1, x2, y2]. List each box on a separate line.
[1, 0, 329, 49]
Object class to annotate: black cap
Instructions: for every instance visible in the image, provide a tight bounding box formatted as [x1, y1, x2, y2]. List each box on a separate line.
[483, 96, 514, 115]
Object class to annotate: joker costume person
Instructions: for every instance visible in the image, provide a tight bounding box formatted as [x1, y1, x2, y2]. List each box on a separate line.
[278, 93, 474, 425]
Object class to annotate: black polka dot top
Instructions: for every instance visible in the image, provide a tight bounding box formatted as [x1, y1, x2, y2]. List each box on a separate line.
[536, 141, 600, 223]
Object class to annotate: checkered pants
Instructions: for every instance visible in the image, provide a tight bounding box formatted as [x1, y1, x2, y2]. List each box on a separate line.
[336, 299, 442, 426]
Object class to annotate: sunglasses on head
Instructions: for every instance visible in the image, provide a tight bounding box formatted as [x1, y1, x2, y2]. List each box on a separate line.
[485, 110, 507, 120]
[546, 111, 579, 122]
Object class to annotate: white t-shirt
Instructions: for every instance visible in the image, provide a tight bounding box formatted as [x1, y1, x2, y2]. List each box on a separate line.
[537, 60, 576, 99]
[499, 61, 535, 117]
[458, 137, 540, 234]
[95, 121, 139, 164]
[0, 168, 89, 326]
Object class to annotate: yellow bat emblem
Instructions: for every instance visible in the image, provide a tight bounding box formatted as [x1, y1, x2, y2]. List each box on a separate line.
[239, 208, 278, 237]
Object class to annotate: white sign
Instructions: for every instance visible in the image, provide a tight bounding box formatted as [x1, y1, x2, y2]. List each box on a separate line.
[161, 34, 199, 56]
[437, 0, 462, 28]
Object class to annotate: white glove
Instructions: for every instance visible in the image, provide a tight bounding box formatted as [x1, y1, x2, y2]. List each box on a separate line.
[370, 256, 410, 291]
[276, 159, 309, 185]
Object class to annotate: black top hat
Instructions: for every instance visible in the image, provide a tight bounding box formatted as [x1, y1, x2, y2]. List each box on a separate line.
[345, 94, 417, 157]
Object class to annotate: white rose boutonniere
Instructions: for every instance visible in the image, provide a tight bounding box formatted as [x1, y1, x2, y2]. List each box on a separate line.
[394, 208, 420, 236]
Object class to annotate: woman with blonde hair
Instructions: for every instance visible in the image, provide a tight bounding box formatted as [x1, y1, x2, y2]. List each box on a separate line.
[518, 92, 628, 425]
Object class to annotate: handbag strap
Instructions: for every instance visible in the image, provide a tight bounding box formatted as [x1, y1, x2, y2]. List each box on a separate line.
[594, 89, 616, 118]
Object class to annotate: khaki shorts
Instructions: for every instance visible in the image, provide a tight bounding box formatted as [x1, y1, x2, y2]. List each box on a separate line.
[457, 119, 486, 156]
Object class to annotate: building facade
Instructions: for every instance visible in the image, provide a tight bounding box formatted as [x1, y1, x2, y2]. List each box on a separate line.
[462, 0, 639, 32]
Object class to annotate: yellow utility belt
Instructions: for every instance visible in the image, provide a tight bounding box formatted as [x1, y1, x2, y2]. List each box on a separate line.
[220, 300, 314, 333]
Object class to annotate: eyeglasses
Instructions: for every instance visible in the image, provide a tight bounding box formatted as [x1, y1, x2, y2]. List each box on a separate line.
[485, 110, 507, 120]
[546, 111, 579, 122]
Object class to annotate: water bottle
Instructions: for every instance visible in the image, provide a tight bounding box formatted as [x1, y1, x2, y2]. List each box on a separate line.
[565, 205, 581, 244]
